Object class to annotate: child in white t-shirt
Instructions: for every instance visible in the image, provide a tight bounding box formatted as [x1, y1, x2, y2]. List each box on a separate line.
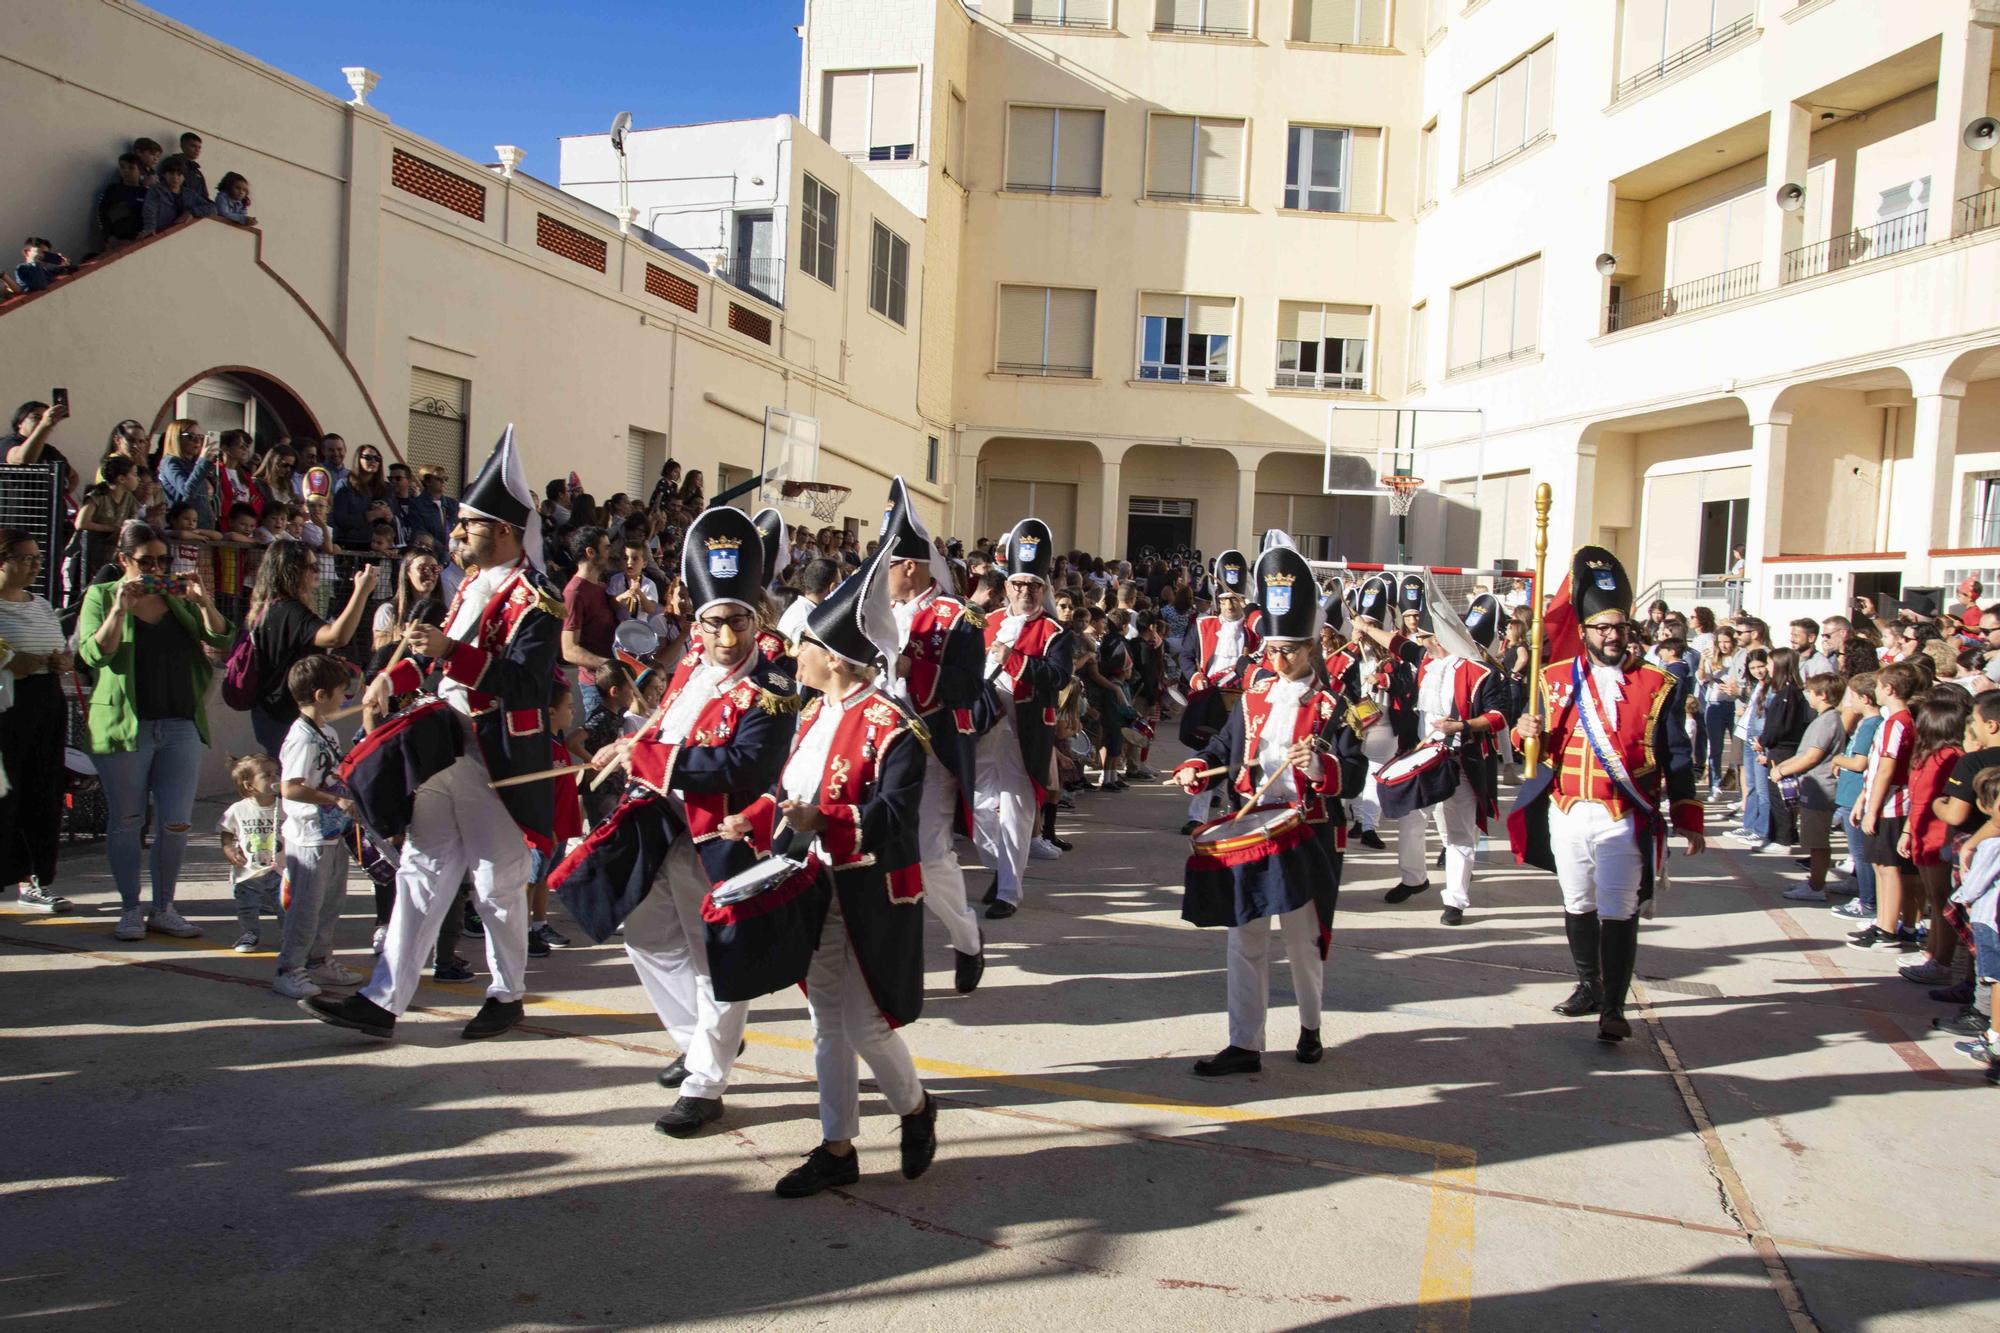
[218, 754, 283, 952]
[274, 655, 361, 1000]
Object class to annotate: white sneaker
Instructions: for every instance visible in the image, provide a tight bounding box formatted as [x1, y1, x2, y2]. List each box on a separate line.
[146, 907, 202, 938]
[306, 960, 366, 987]
[371, 924, 389, 955]
[1781, 883, 1828, 902]
[272, 970, 321, 999]
[232, 931, 261, 953]
[1029, 837, 1063, 861]
[113, 907, 146, 941]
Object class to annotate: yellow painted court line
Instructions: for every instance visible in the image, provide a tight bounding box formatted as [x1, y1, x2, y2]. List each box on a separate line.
[3, 909, 1476, 1321]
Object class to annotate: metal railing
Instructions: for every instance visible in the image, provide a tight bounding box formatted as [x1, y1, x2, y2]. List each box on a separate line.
[1003, 179, 1104, 197]
[1144, 188, 1245, 205]
[1153, 20, 1251, 36]
[842, 145, 915, 163]
[1956, 186, 2000, 238]
[1460, 129, 1552, 183]
[1012, 4, 1112, 28]
[1446, 344, 1538, 377]
[1615, 14, 1756, 99]
[722, 255, 783, 304]
[1274, 369, 1367, 391]
[1604, 261, 1760, 333]
[998, 359, 1093, 378]
[1781, 210, 1928, 283]
[1634, 576, 1737, 610]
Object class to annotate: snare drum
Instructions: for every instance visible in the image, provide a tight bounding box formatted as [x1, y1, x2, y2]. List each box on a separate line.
[615, 619, 660, 659]
[702, 854, 832, 1002]
[337, 698, 463, 841]
[548, 793, 678, 944]
[1776, 774, 1802, 809]
[1182, 803, 1334, 929]
[1374, 737, 1462, 820]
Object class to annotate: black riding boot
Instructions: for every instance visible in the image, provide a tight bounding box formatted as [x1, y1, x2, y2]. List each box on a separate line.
[1554, 911, 1601, 1017]
[1597, 916, 1640, 1043]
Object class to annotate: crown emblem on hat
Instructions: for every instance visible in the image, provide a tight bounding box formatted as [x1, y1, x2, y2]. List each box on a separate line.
[1263, 573, 1296, 588]
[705, 535, 743, 552]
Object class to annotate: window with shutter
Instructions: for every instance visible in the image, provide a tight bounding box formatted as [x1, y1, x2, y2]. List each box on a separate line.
[1016, 0, 1111, 26]
[1006, 107, 1057, 191]
[1617, 0, 1753, 99]
[1155, 0, 1249, 36]
[1275, 301, 1371, 390]
[1139, 293, 1234, 383]
[870, 69, 919, 161]
[1149, 114, 1243, 203]
[996, 285, 1095, 376]
[1418, 121, 1439, 210]
[1054, 109, 1105, 194]
[407, 368, 469, 491]
[800, 176, 838, 288]
[1447, 257, 1540, 375]
[1293, 0, 1387, 45]
[1194, 118, 1245, 202]
[824, 72, 869, 154]
[869, 222, 910, 326]
[1462, 41, 1554, 179]
[1007, 107, 1104, 195]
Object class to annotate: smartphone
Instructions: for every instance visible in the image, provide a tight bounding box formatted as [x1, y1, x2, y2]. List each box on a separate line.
[51, 388, 68, 412]
[138, 574, 184, 596]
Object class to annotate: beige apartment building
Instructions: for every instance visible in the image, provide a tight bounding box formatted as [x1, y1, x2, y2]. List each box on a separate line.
[802, 0, 2000, 618]
[0, 1, 941, 537]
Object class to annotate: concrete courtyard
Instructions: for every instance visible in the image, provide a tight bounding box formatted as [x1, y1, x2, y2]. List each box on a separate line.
[4, 759, 1998, 1331]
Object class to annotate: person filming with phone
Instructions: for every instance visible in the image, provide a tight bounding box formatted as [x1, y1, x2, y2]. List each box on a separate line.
[76, 521, 235, 942]
[158, 418, 222, 531]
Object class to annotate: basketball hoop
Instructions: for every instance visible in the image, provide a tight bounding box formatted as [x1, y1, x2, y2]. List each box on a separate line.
[781, 478, 851, 524]
[1383, 474, 1425, 517]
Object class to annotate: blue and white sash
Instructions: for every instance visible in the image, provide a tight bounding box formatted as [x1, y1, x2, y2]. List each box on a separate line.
[1573, 657, 1666, 889]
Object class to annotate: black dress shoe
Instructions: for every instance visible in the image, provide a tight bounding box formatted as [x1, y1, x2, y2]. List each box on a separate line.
[1440, 905, 1465, 926]
[1597, 1007, 1632, 1043]
[460, 997, 524, 1040]
[300, 992, 396, 1039]
[1383, 879, 1431, 903]
[775, 1144, 860, 1198]
[1357, 829, 1386, 850]
[953, 948, 985, 995]
[655, 1095, 724, 1138]
[985, 900, 1017, 920]
[1553, 983, 1602, 1018]
[899, 1093, 938, 1180]
[433, 956, 475, 983]
[981, 878, 999, 905]
[657, 1054, 688, 1088]
[1180, 819, 1202, 835]
[1296, 1027, 1323, 1064]
[1049, 834, 1074, 851]
[1192, 1045, 1262, 1077]
[527, 931, 551, 958]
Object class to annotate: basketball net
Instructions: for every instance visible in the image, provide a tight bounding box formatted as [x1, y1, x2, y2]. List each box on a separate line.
[781, 479, 850, 524]
[1384, 475, 1425, 518]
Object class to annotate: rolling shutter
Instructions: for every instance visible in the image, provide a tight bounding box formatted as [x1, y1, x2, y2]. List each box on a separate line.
[997, 286, 1050, 369]
[406, 368, 469, 489]
[1054, 109, 1105, 193]
[1187, 295, 1235, 337]
[1007, 106, 1056, 189]
[1046, 288, 1096, 373]
[1195, 118, 1246, 201]
[824, 72, 869, 153]
[1147, 115, 1195, 197]
[871, 69, 919, 152]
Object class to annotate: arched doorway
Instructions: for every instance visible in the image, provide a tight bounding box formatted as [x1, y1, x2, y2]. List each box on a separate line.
[152, 366, 321, 450]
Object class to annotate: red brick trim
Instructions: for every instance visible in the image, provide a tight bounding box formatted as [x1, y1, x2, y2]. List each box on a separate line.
[391, 149, 486, 221]
[728, 302, 773, 344]
[536, 214, 607, 272]
[645, 263, 699, 312]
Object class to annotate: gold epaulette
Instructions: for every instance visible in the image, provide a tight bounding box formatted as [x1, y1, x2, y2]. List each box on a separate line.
[960, 605, 987, 631]
[759, 688, 805, 716]
[904, 710, 935, 757]
[534, 585, 565, 620]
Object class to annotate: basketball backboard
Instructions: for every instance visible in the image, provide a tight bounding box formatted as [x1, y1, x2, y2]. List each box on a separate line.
[758, 408, 820, 509]
[1323, 404, 1485, 497]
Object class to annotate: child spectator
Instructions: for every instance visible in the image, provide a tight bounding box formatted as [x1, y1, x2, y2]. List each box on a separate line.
[13, 237, 76, 294]
[95, 153, 148, 252]
[301, 495, 331, 552]
[164, 502, 214, 577]
[214, 171, 257, 227]
[527, 678, 582, 957]
[77, 456, 141, 576]
[1945, 766, 2000, 1077]
[131, 137, 164, 182]
[1830, 673, 1881, 922]
[579, 661, 634, 828]
[274, 654, 361, 1000]
[1772, 673, 1847, 902]
[1899, 689, 1971, 981]
[218, 754, 283, 952]
[368, 519, 398, 556]
[1852, 662, 1924, 950]
[142, 155, 191, 236]
[1734, 648, 1772, 846]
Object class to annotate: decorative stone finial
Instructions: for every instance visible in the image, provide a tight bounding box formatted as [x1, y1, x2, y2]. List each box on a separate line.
[495, 145, 525, 179]
[341, 67, 380, 107]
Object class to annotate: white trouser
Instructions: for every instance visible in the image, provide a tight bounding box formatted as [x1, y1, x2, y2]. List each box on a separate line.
[1429, 782, 1479, 909]
[971, 705, 1034, 904]
[362, 743, 532, 1014]
[919, 767, 981, 955]
[808, 895, 926, 1142]
[622, 836, 748, 1100]
[1226, 903, 1325, 1050]
[1548, 798, 1644, 920]
[1355, 755, 1431, 887]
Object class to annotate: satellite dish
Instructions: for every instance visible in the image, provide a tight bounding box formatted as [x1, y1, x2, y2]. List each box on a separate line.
[609, 111, 633, 153]
[1966, 116, 2000, 152]
[1774, 182, 1806, 212]
[1594, 252, 1619, 277]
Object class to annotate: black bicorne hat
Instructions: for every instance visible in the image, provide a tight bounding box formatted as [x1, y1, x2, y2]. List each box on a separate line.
[1212, 549, 1249, 597]
[1462, 592, 1501, 651]
[1004, 517, 1056, 583]
[1356, 574, 1393, 623]
[752, 508, 789, 582]
[1253, 545, 1320, 642]
[681, 507, 766, 615]
[803, 549, 898, 667]
[1572, 546, 1633, 626]
[460, 424, 532, 530]
[1398, 573, 1432, 633]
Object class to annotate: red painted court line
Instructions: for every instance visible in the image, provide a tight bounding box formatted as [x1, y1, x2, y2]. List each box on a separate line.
[1757, 898, 1955, 1084]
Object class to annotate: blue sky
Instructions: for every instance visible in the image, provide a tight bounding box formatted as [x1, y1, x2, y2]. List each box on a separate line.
[156, 0, 806, 167]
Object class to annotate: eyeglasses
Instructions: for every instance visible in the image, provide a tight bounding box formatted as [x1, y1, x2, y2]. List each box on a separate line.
[700, 613, 754, 634]
[2, 549, 42, 565]
[1583, 622, 1629, 636]
[1267, 641, 1313, 657]
[129, 555, 168, 571]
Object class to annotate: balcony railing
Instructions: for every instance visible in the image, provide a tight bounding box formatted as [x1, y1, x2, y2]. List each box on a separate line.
[1956, 187, 2000, 238]
[1154, 21, 1251, 36]
[722, 255, 782, 305]
[1781, 210, 1928, 283]
[1145, 188, 1244, 206]
[1615, 14, 1756, 99]
[998, 360, 1093, 378]
[1275, 370, 1366, 391]
[1003, 179, 1104, 197]
[1013, 3, 1112, 28]
[1604, 261, 1760, 333]
[841, 145, 915, 163]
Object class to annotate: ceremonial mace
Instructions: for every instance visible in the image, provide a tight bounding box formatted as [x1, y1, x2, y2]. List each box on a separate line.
[1522, 481, 1553, 775]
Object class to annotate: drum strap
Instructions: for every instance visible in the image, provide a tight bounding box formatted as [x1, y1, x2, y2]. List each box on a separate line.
[1574, 657, 1664, 873]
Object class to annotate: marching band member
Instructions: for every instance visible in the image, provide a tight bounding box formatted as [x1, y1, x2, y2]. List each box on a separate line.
[879, 478, 992, 992]
[1172, 542, 1347, 1077]
[305, 427, 560, 1043]
[594, 506, 796, 1137]
[718, 554, 938, 1198]
[1178, 550, 1261, 834]
[979, 518, 1074, 917]
[1403, 576, 1507, 926]
[1333, 576, 1428, 894]
[1511, 547, 1704, 1042]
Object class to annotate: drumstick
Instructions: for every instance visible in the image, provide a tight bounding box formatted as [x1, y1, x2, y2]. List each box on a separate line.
[489, 766, 579, 790]
[324, 638, 418, 724]
[1161, 766, 1228, 785]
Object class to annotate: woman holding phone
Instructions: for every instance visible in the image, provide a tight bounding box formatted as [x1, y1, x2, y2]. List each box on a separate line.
[157, 418, 220, 530]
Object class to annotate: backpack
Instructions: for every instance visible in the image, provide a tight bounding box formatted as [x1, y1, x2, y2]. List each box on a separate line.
[221, 608, 263, 711]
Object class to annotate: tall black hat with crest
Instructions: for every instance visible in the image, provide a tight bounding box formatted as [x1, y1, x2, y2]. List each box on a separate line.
[459, 424, 542, 567]
[1572, 546, 1633, 626]
[1462, 592, 1502, 651]
[682, 507, 766, 616]
[1212, 549, 1250, 599]
[1253, 544, 1320, 642]
[1356, 574, 1393, 624]
[1398, 573, 1432, 633]
[1321, 577, 1347, 635]
[879, 476, 954, 590]
[802, 549, 899, 667]
[1003, 517, 1056, 584]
